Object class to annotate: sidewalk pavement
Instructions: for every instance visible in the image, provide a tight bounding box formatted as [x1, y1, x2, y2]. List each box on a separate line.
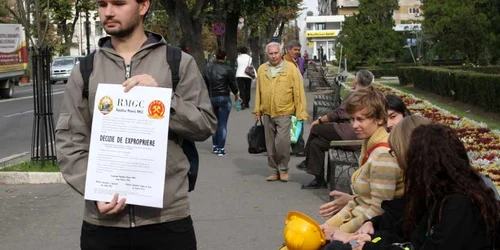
[0, 79, 331, 250]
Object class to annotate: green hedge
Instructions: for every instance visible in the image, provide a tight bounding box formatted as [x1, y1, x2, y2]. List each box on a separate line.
[357, 67, 400, 78]
[398, 67, 500, 112]
[444, 66, 500, 75]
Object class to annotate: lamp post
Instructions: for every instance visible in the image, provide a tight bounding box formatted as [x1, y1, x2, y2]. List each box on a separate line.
[318, 45, 324, 66]
[85, 9, 91, 55]
[404, 44, 416, 65]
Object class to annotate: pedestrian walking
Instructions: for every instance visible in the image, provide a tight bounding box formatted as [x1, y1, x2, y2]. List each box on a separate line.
[55, 0, 217, 249]
[283, 40, 306, 156]
[202, 49, 241, 156]
[235, 46, 255, 110]
[254, 42, 308, 182]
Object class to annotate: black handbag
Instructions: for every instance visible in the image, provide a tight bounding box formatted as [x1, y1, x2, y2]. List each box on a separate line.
[244, 58, 255, 79]
[247, 120, 266, 154]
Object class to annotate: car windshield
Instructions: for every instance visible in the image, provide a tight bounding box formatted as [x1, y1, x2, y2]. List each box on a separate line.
[53, 58, 74, 66]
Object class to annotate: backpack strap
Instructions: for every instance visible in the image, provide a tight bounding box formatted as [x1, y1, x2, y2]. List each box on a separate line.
[81, 51, 96, 99]
[361, 142, 390, 166]
[81, 46, 181, 97]
[166, 45, 182, 91]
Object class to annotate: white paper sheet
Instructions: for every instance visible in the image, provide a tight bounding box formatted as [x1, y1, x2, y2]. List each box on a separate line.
[84, 84, 172, 208]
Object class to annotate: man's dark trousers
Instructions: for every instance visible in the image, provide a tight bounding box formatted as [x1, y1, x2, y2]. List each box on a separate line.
[236, 77, 252, 108]
[304, 123, 342, 178]
[292, 127, 305, 155]
[81, 216, 197, 250]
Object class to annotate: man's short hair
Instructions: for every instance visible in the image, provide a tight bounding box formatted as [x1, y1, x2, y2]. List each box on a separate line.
[215, 49, 226, 60]
[355, 70, 374, 87]
[239, 47, 248, 54]
[287, 40, 301, 49]
[266, 42, 281, 53]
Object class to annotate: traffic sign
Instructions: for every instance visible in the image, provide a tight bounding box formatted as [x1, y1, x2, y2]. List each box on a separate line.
[211, 22, 226, 36]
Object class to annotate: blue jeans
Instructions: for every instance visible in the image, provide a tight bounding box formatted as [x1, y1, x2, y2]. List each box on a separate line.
[211, 96, 232, 150]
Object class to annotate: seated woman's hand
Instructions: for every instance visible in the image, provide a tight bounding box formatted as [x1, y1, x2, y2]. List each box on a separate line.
[319, 190, 354, 217]
[355, 221, 374, 235]
[343, 233, 372, 244]
[320, 223, 339, 241]
[332, 230, 352, 242]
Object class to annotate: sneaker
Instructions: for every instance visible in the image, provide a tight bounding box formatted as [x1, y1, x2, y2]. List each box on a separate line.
[212, 146, 218, 154]
[217, 148, 226, 156]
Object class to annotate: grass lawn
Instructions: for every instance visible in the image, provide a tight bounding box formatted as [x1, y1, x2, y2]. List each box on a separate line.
[380, 81, 500, 131]
[0, 161, 60, 172]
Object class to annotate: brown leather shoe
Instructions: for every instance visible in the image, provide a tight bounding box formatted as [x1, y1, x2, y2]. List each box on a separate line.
[279, 173, 289, 182]
[266, 174, 279, 181]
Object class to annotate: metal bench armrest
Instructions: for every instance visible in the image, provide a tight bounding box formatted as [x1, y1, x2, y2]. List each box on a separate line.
[329, 140, 363, 147]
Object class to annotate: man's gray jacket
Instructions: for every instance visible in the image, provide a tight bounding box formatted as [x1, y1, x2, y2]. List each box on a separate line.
[55, 32, 217, 228]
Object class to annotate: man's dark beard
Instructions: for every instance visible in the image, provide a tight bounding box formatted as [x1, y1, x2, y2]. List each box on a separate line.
[104, 21, 138, 38]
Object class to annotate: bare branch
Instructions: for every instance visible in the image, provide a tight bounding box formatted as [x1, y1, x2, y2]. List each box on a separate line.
[5, 4, 23, 24]
[39, 0, 51, 46]
[70, 0, 82, 35]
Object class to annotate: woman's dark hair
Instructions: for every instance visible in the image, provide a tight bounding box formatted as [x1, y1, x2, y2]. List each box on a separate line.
[386, 94, 411, 117]
[215, 49, 227, 60]
[404, 124, 500, 240]
[239, 47, 248, 54]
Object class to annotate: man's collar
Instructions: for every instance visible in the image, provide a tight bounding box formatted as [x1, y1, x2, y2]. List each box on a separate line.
[99, 31, 164, 49]
[267, 61, 283, 68]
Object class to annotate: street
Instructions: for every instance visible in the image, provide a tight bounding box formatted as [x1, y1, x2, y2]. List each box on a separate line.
[0, 84, 66, 160]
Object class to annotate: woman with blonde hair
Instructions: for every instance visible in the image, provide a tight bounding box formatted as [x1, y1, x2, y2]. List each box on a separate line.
[320, 86, 404, 238]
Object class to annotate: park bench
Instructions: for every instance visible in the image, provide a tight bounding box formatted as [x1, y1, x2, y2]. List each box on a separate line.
[326, 140, 362, 201]
[312, 75, 343, 120]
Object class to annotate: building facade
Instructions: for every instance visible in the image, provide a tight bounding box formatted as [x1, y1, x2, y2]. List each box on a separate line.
[303, 15, 345, 61]
[318, 0, 337, 15]
[69, 11, 107, 56]
[318, 0, 422, 23]
[336, 0, 359, 15]
[393, 0, 423, 24]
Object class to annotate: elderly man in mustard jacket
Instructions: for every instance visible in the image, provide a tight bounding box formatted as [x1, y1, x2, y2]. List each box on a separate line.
[254, 42, 309, 182]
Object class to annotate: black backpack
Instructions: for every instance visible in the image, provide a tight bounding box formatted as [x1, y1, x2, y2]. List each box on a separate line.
[80, 45, 199, 192]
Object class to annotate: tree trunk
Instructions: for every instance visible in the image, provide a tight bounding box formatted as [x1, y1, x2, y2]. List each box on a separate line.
[161, 0, 207, 70]
[224, 10, 240, 70]
[167, 16, 181, 46]
[249, 28, 261, 66]
[61, 22, 71, 55]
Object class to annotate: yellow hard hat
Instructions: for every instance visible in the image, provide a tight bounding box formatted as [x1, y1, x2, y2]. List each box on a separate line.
[283, 211, 326, 250]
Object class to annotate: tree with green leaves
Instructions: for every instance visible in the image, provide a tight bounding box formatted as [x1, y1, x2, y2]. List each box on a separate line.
[243, 0, 303, 66]
[422, 0, 495, 65]
[159, 0, 210, 70]
[49, 0, 97, 55]
[336, 0, 404, 67]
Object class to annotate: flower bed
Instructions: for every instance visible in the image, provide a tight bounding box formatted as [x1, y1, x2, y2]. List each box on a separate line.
[376, 84, 500, 192]
[341, 81, 500, 192]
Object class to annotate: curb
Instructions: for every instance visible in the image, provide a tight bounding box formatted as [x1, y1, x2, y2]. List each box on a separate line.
[0, 172, 65, 184]
[0, 152, 30, 166]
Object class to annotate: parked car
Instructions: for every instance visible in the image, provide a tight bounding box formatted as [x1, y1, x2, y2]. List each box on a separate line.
[50, 56, 84, 84]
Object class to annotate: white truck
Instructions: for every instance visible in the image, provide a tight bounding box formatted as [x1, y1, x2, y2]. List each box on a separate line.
[0, 24, 28, 98]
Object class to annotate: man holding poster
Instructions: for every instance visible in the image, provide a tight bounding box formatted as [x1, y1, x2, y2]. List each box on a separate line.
[55, 0, 216, 249]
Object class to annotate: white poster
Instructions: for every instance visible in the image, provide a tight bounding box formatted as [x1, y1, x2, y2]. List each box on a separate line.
[84, 84, 172, 208]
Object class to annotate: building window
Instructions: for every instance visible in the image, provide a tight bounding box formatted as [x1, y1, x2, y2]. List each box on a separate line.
[95, 21, 103, 36]
[315, 23, 326, 30]
[408, 7, 420, 14]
